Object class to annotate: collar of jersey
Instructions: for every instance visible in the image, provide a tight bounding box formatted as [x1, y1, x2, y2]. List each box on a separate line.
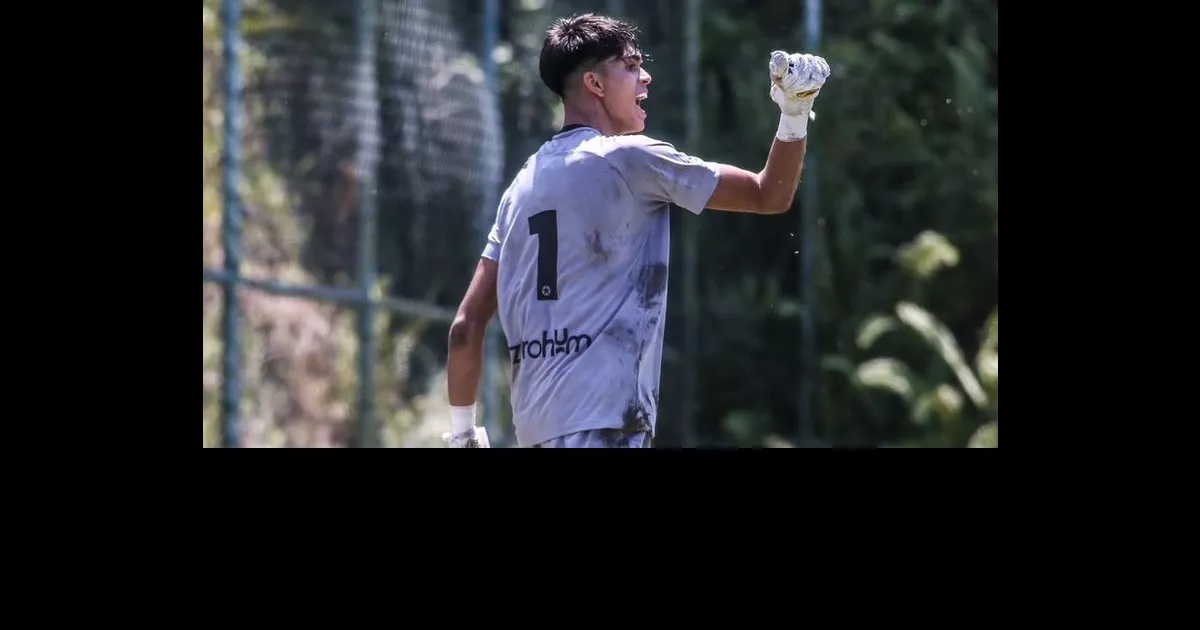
[556, 124, 600, 137]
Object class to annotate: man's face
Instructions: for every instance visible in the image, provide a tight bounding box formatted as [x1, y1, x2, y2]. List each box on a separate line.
[594, 49, 651, 134]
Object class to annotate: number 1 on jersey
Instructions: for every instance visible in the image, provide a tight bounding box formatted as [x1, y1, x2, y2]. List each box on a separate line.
[528, 210, 558, 301]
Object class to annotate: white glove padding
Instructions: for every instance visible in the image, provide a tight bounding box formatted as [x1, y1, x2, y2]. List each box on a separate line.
[768, 51, 830, 141]
[442, 426, 491, 448]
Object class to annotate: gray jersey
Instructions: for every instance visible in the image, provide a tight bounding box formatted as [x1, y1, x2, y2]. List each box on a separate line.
[482, 126, 721, 447]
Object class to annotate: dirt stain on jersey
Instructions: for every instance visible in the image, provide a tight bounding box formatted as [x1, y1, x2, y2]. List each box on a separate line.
[604, 320, 642, 374]
[607, 176, 626, 203]
[587, 229, 609, 264]
[621, 399, 652, 433]
[605, 320, 639, 352]
[635, 262, 668, 309]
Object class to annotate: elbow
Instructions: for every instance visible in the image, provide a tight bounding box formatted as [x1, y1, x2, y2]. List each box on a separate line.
[765, 199, 794, 214]
[760, 193, 795, 215]
[449, 314, 484, 351]
[757, 178, 796, 215]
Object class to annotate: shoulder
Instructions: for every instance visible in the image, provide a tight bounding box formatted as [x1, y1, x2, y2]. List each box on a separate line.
[579, 134, 694, 174]
[581, 133, 677, 158]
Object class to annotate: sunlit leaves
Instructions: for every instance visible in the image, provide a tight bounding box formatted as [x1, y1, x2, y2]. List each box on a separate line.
[897, 230, 960, 279]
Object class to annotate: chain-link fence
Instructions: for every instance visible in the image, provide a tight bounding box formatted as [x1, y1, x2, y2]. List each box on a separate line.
[202, 0, 730, 448]
[202, 0, 997, 449]
[203, 0, 512, 447]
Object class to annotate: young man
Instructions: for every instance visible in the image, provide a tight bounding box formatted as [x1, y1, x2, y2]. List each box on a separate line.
[444, 13, 829, 448]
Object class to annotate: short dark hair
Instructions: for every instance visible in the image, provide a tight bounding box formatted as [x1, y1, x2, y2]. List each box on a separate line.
[538, 13, 641, 98]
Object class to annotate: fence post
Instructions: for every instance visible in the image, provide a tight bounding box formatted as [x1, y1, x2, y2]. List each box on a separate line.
[680, 0, 701, 447]
[797, 0, 822, 445]
[220, 0, 243, 449]
[478, 0, 503, 443]
[355, 0, 380, 447]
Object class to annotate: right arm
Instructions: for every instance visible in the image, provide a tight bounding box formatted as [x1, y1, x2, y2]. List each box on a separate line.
[707, 51, 829, 215]
[705, 138, 808, 215]
[617, 51, 829, 218]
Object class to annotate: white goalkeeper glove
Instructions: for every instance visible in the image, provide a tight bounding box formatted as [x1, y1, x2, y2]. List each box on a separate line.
[769, 50, 830, 142]
[442, 404, 490, 448]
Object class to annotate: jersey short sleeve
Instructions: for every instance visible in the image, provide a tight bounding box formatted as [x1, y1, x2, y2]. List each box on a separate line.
[481, 188, 513, 262]
[605, 135, 722, 215]
[481, 217, 502, 262]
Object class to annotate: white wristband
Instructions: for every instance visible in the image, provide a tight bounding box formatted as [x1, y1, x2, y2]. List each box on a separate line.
[450, 404, 476, 435]
[776, 111, 809, 142]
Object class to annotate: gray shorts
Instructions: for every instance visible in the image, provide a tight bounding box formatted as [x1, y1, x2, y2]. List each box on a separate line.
[531, 429, 653, 448]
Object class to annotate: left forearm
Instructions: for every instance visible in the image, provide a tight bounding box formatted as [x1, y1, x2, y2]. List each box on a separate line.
[443, 257, 499, 443]
[447, 318, 486, 407]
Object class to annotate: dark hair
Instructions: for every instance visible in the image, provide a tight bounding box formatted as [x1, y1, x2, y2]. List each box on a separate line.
[538, 13, 641, 98]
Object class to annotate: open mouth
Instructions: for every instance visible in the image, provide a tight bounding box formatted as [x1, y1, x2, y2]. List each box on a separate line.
[636, 93, 648, 115]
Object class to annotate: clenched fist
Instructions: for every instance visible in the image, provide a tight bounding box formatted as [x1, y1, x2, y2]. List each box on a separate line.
[768, 51, 830, 141]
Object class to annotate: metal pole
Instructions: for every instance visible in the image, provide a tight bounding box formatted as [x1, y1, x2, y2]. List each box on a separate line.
[355, 0, 380, 447]
[798, 0, 821, 445]
[219, 0, 243, 449]
[479, 0, 502, 443]
[681, 0, 701, 448]
[203, 268, 458, 322]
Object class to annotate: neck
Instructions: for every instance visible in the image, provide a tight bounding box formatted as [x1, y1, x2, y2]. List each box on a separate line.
[562, 97, 617, 136]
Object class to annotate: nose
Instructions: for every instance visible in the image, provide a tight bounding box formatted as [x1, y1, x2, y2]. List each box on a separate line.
[640, 67, 652, 86]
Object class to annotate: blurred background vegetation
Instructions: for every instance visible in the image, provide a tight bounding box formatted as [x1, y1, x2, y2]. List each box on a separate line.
[202, 0, 997, 448]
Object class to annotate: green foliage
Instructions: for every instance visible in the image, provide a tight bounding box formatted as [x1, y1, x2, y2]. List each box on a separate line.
[203, 0, 997, 447]
[968, 420, 998, 448]
[677, 0, 997, 446]
[823, 231, 997, 447]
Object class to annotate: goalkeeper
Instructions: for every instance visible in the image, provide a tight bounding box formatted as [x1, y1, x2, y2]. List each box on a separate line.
[444, 12, 829, 448]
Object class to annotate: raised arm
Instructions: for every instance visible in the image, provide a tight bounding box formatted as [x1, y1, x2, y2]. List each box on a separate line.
[705, 51, 830, 215]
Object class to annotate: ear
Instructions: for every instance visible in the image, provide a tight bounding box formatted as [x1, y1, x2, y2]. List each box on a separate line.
[581, 70, 604, 98]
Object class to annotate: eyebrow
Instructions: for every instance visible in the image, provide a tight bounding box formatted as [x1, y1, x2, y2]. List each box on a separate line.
[623, 52, 643, 64]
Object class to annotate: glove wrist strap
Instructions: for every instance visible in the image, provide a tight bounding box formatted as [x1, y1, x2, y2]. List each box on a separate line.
[776, 111, 810, 142]
[450, 405, 475, 435]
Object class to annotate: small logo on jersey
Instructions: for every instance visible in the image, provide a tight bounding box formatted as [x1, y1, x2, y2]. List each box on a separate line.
[509, 328, 593, 365]
[541, 285, 552, 297]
